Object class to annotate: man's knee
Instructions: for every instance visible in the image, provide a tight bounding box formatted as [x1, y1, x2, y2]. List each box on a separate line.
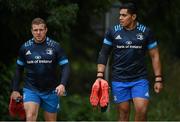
[135, 109, 147, 121]
[118, 109, 130, 121]
[44, 111, 57, 121]
[135, 105, 148, 114]
[26, 112, 37, 121]
[117, 101, 131, 121]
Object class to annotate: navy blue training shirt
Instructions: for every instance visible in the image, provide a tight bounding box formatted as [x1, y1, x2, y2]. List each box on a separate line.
[13, 37, 70, 91]
[98, 22, 158, 82]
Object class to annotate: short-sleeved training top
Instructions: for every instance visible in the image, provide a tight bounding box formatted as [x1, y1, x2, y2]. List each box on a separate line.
[103, 22, 158, 81]
[17, 37, 69, 91]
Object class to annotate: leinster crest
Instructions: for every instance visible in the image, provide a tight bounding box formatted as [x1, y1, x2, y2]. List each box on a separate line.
[136, 33, 144, 40]
[46, 48, 53, 55]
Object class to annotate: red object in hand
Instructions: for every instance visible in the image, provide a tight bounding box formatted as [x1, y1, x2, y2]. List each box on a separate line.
[90, 79, 100, 106]
[9, 97, 26, 120]
[99, 79, 109, 107]
[90, 79, 109, 108]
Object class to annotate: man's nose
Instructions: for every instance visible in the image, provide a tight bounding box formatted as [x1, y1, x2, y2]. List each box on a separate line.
[37, 30, 41, 34]
[119, 15, 123, 20]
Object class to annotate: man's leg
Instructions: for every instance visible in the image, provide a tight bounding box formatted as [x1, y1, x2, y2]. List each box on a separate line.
[131, 79, 150, 121]
[117, 101, 131, 121]
[44, 111, 57, 121]
[24, 102, 39, 121]
[133, 98, 149, 121]
[112, 81, 132, 121]
[23, 88, 41, 121]
[41, 90, 59, 121]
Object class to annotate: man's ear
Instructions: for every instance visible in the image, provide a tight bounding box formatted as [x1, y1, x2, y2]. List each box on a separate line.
[132, 14, 137, 20]
[45, 27, 48, 33]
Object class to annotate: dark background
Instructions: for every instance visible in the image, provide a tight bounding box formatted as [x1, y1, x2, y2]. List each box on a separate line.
[0, 0, 180, 120]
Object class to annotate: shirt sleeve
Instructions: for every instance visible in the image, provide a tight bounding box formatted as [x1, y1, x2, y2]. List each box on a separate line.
[103, 28, 113, 46]
[12, 45, 25, 91]
[97, 28, 113, 65]
[146, 28, 158, 49]
[56, 44, 69, 66]
[56, 44, 70, 86]
[16, 46, 26, 66]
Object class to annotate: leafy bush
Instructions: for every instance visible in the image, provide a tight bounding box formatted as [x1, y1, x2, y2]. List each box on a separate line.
[0, 63, 16, 120]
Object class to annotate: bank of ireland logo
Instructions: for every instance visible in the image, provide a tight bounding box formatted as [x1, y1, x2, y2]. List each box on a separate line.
[46, 48, 53, 55]
[35, 56, 41, 59]
[136, 33, 144, 40]
[125, 41, 132, 45]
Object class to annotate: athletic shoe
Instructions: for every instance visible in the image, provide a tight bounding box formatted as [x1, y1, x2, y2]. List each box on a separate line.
[99, 79, 109, 107]
[9, 97, 26, 120]
[90, 79, 100, 106]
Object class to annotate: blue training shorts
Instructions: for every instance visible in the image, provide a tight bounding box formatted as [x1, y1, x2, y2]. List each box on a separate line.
[112, 79, 149, 103]
[23, 88, 60, 113]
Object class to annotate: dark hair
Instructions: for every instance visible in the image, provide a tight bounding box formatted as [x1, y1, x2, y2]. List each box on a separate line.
[31, 18, 47, 28]
[119, 2, 137, 15]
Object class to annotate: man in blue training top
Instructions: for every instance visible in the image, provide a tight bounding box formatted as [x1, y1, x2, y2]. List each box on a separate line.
[96, 2, 163, 121]
[10, 17, 70, 121]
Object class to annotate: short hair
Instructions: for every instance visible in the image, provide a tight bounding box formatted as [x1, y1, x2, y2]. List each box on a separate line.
[31, 18, 47, 28]
[119, 2, 137, 15]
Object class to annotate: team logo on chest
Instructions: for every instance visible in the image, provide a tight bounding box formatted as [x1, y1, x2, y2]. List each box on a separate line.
[46, 48, 53, 55]
[136, 33, 144, 40]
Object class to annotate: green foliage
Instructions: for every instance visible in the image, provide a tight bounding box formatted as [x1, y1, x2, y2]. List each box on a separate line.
[47, 4, 78, 30]
[148, 90, 180, 120]
[69, 60, 96, 94]
[47, 4, 78, 39]
[0, 63, 16, 120]
[58, 94, 117, 121]
[47, 3, 79, 52]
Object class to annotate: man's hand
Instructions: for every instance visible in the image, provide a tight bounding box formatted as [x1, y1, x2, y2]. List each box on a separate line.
[96, 77, 103, 82]
[55, 84, 66, 96]
[11, 91, 22, 100]
[154, 82, 163, 93]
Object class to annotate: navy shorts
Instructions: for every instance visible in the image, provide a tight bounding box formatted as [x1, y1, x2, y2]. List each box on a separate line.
[112, 79, 150, 103]
[23, 88, 60, 113]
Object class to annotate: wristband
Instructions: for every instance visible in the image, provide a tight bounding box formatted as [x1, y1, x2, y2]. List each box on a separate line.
[97, 76, 104, 79]
[155, 75, 162, 78]
[97, 71, 104, 78]
[155, 81, 163, 83]
[97, 71, 104, 73]
[155, 75, 163, 83]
